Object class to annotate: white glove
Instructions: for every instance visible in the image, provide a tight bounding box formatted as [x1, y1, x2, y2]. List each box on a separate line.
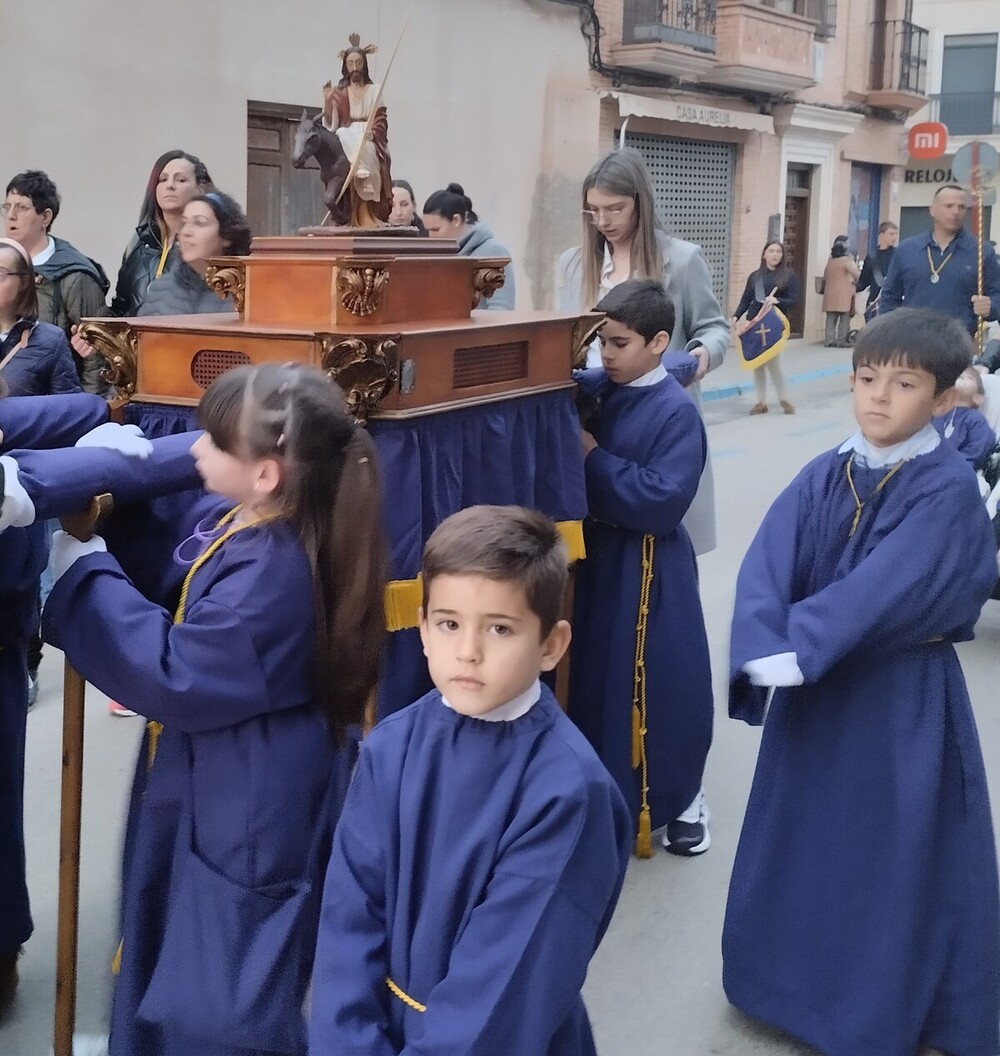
[48, 529, 107, 584]
[74, 422, 152, 459]
[743, 652, 805, 688]
[0, 454, 36, 533]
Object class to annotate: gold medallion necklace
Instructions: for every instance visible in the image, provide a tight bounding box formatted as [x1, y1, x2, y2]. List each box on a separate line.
[926, 243, 955, 285]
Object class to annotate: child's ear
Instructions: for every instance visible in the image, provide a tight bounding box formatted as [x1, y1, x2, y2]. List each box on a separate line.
[255, 457, 283, 497]
[539, 619, 572, 672]
[417, 605, 429, 657]
[933, 386, 958, 417]
[650, 330, 670, 357]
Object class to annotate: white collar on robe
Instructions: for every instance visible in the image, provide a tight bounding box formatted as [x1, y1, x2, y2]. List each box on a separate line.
[627, 364, 667, 388]
[838, 423, 940, 468]
[441, 678, 541, 722]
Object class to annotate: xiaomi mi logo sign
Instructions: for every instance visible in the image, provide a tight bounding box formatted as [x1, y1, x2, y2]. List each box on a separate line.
[908, 122, 949, 160]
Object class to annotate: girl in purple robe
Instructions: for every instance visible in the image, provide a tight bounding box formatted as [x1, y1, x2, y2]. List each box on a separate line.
[42, 365, 387, 1056]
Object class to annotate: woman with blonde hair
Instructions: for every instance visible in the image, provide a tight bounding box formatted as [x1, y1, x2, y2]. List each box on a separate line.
[555, 148, 729, 555]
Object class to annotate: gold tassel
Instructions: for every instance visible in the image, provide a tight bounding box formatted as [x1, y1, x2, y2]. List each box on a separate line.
[146, 720, 163, 772]
[631, 705, 641, 769]
[111, 939, 122, 976]
[635, 806, 653, 859]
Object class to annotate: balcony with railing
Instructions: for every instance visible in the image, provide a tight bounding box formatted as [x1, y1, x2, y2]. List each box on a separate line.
[708, 0, 818, 93]
[867, 19, 929, 112]
[614, 0, 719, 78]
[927, 93, 1000, 137]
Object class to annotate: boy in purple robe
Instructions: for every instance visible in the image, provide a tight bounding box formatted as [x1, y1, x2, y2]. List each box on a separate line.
[933, 366, 997, 471]
[310, 505, 631, 1056]
[725, 308, 1000, 1056]
[570, 278, 714, 857]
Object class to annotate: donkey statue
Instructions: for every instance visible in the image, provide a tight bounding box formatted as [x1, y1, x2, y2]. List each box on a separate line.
[291, 110, 351, 227]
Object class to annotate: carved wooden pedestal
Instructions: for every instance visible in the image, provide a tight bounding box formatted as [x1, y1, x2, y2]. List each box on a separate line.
[81, 235, 603, 423]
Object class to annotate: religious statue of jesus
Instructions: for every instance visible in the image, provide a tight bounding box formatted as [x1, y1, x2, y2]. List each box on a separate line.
[322, 35, 392, 227]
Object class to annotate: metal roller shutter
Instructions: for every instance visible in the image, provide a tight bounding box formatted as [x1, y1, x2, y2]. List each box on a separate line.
[624, 131, 736, 308]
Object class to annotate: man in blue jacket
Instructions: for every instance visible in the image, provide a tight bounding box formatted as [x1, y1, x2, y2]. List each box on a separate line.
[880, 184, 1000, 337]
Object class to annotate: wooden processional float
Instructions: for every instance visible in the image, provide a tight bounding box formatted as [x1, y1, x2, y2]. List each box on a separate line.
[53, 232, 604, 1055]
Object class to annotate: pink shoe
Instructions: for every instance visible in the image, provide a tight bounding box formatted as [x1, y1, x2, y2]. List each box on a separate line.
[108, 700, 138, 718]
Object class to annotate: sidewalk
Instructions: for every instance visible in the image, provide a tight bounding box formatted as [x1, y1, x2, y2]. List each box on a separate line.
[703, 337, 853, 402]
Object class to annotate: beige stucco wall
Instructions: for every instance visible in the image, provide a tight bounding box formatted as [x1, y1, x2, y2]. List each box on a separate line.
[2, 0, 598, 309]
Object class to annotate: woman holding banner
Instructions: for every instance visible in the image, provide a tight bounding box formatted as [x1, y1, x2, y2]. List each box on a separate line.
[731, 241, 799, 415]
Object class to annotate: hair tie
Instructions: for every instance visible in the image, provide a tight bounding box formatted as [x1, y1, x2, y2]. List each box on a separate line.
[0, 237, 31, 265]
[202, 192, 224, 207]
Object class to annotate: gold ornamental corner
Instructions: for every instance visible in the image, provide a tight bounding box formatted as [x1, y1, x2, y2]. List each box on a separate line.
[337, 264, 390, 318]
[320, 334, 400, 424]
[471, 260, 508, 309]
[78, 320, 139, 400]
[571, 313, 606, 370]
[204, 261, 247, 315]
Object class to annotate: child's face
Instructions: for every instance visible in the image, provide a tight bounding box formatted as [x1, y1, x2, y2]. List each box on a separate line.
[190, 431, 278, 507]
[598, 318, 668, 385]
[419, 574, 570, 718]
[851, 361, 955, 448]
[954, 370, 983, 408]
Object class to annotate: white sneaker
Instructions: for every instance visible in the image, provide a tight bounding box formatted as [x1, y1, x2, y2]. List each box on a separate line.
[662, 791, 711, 857]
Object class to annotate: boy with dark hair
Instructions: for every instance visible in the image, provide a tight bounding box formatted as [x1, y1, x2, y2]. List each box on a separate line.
[570, 277, 715, 857]
[934, 366, 997, 471]
[724, 307, 1000, 1055]
[3, 170, 109, 393]
[310, 504, 631, 1056]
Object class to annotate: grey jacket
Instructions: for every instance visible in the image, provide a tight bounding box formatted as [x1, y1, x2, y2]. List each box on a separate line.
[555, 230, 729, 554]
[460, 225, 516, 310]
[138, 263, 236, 318]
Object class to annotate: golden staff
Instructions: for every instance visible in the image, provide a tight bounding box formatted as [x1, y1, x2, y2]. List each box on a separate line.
[334, 25, 407, 207]
[974, 142, 986, 356]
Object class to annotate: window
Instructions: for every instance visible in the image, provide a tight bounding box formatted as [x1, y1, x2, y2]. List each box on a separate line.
[938, 34, 998, 136]
[756, 0, 836, 38]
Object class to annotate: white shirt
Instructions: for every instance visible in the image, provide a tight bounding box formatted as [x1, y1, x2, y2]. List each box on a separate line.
[627, 364, 667, 388]
[31, 236, 55, 267]
[837, 423, 940, 468]
[441, 678, 541, 722]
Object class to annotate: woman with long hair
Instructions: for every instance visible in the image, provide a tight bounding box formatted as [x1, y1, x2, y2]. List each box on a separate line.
[42, 364, 387, 1055]
[422, 183, 515, 309]
[111, 150, 213, 317]
[555, 148, 729, 555]
[731, 241, 800, 415]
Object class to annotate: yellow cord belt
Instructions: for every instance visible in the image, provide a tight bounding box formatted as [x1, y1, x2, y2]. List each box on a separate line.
[631, 534, 655, 859]
[386, 976, 426, 1013]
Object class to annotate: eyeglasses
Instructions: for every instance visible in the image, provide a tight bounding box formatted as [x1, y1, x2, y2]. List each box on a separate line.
[581, 204, 631, 225]
[0, 203, 37, 218]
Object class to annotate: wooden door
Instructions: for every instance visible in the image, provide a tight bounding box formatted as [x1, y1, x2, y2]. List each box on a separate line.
[247, 101, 329, 237]
[783, 166, 811, 338]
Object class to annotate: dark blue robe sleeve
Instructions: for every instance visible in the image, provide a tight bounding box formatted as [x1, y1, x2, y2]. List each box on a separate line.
[787, 483, 996, 683]
[729, 480, 810, 724]
[0, 393, 107, 451]
[878, 253, 904, 314]
[44, 551, 278, 733]
[957, 412, 997, 471]
[395, 781, 626, 1056]
[10, 432, 201, 519]
[584, 396, 706, 535]
[310, 748, 395, 1056]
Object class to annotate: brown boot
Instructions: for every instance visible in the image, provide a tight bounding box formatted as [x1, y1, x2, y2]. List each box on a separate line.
[780, 400, 796, 415]
[749, 403, 768, 415]
[0, 947, 20, 1018]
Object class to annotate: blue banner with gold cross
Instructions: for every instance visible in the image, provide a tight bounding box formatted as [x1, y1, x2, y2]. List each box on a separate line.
[738, 306, 790, 370]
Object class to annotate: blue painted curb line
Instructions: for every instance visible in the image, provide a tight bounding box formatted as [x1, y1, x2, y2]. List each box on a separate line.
[702, 363, 853, 402]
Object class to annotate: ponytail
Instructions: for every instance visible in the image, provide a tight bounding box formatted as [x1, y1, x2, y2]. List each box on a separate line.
[198, 364, 388, 737]
[423, 182, 478, 224]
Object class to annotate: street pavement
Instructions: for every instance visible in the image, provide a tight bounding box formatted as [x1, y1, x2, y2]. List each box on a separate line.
[3, 339, 998, 1055]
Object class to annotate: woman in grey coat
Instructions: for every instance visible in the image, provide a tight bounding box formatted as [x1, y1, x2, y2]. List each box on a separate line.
[555, 149, 729, 555]
[422, 183, 516, 310]
[139, 192, 251, 317]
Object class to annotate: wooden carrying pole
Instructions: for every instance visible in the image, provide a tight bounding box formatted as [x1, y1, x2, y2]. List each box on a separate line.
[53, 494, 113, 1056]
